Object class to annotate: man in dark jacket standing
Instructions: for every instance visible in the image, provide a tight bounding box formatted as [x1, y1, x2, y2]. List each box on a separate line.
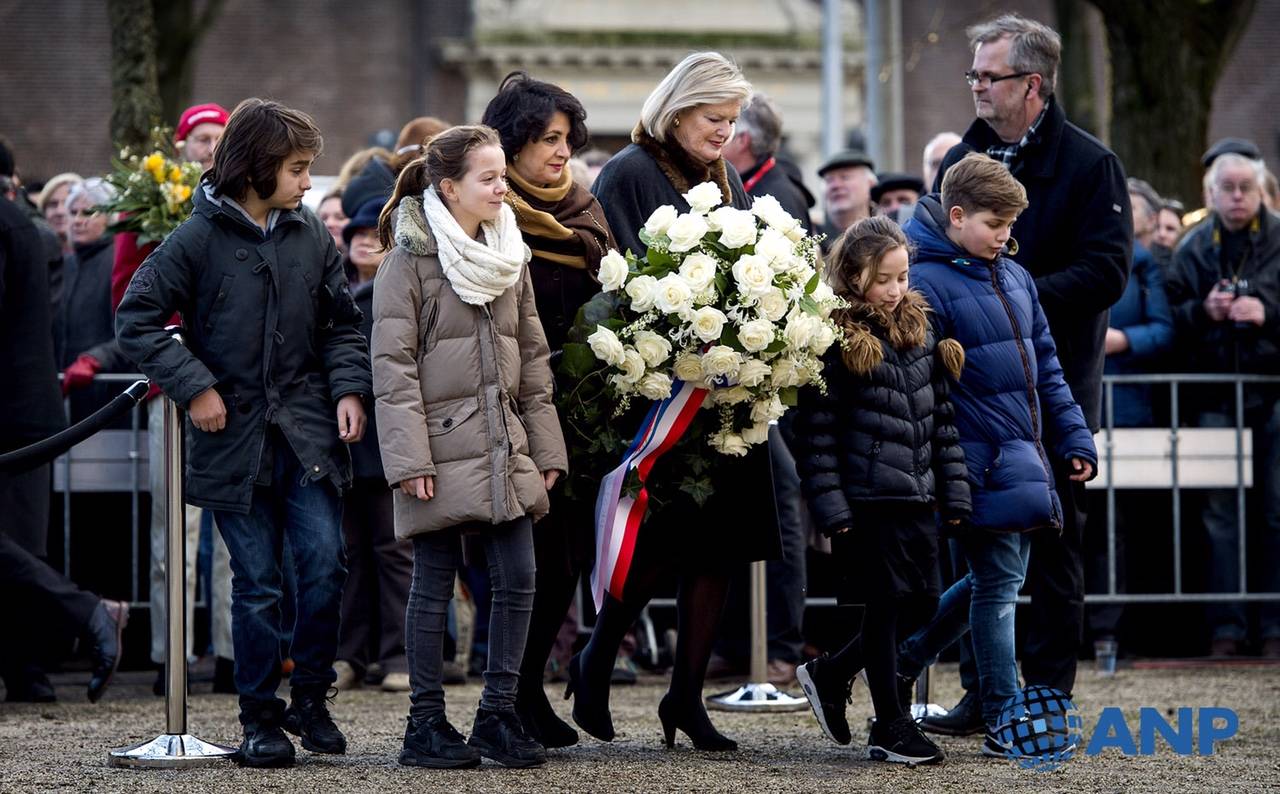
[723, 94, 815, 235]
[928, 13, 1131, 722]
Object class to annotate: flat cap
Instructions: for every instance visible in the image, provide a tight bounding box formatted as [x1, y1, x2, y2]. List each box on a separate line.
[1202, 137, 1262, 168]
[818, 149, 875, 177]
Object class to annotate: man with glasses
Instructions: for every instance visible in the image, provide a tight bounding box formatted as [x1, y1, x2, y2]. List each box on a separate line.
[924, 13, 1132, 737]
[1167, 152, 1280, 659]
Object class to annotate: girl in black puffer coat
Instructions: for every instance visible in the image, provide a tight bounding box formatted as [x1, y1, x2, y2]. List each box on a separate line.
[792, 216, 969, 766]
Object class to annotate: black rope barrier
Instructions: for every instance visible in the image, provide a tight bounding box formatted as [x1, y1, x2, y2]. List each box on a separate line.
[0, 379, 151, 474]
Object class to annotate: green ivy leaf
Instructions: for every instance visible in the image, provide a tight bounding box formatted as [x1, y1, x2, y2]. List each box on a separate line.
[559, 343, 598, 379]
[780, 386, 799, 406]
[678, 475, 716, 507]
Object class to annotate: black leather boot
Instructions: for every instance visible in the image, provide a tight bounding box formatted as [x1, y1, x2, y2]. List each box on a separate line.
[283, 687, 347, 754]
[236, 702, 295, 768]
[467, 708, 547, 768]
[920, 689, 985, 736]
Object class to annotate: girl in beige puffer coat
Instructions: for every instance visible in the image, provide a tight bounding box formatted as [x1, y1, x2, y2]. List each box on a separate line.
[372, 125, 568, 770]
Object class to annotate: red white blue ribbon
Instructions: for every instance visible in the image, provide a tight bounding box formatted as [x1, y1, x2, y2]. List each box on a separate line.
[591, 379, 707, 610]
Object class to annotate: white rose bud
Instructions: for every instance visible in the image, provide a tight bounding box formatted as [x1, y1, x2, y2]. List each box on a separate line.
[690, 306, 728, 343]
[732, 254, 775, 300]
[625, 274, 659, 312]
[809, 322, 837, 355]
[632, 329, 673, 367]
[708, 207, 758, 249]
[665, 212, 710, 253]
[683, 182, 724, 215]
[712, 431, 750, 456]
[736, 358, 772, 387]
[678, 252, 718, 293]
[750, 394, 786, 424]
[637, 371, 673, 400]
[700, 345, 743, 380]
[643, 204, 678, 237]
[737, 318, 776, 353]
[770, 356, 803, 388]
[597, 250, 629, 292]
[711, 385, 752, 405]
[652, 273, 694, 314]
[587, 325, 626, 366]
[616, 347, 646, 385]
[673, 351, 705, 382]
[758, 287, 789, 322]
[742, 421, 771, 445]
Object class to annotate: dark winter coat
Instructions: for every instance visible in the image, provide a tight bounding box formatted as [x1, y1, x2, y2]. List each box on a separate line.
[1104, 243, 1174, 427]
[741, 155, 815, 235]
[116, 185, 372, 513]
[1166, 208, 1280, 380]
[904, 197, 1097, 533]
[0, 197, 65, 449]
[937, 96, 1132, 431]
[58, 234, 118, 421]
[349, 278, 384, 481]
[791, 291, 970, 536]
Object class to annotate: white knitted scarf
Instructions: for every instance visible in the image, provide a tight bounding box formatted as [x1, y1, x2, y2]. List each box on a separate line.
[420, 186, 529, 305]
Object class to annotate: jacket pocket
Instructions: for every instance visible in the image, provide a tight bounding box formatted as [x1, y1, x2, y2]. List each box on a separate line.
[502, 392, 529, 455]
[426, 396, 479, 438]
[203, 273, 235, 334]
[419, 297, 441, 357]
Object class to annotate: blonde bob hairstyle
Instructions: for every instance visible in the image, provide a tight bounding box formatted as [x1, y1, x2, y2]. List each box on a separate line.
[640, 52, 753, 143]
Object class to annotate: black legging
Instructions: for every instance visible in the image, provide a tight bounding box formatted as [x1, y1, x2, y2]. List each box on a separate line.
[517, 515, 583, 704]
[824, 594, 938, 721]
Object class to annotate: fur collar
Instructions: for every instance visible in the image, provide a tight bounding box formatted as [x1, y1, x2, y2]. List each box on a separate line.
[838, 290, 963, 380]
[632, 122, 734, 206]
[393, 196, 437, 256]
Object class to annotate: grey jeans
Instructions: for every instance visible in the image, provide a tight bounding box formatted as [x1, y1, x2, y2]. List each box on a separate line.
[407, 516, 535, 721]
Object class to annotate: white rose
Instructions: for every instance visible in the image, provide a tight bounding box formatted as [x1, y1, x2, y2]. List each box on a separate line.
[673, 351, 705, 382]
[665, 212, 710, 253]
[652, 273, 694, 314]
[771, 356, 803, 388]
[784, 223, 806, 242]
[616, 347, 646, 385]
[751, 193, 803, 237]
[711, 431, 750, 457]
[750, 394, 786, 424]
[632, 329, 672, 367]
[742, 421, 771, 445]
[736, 358, 772, 387]
[609, 374, 636, 393]
[708, 207, 758, 249]
[678, 253, 718, 293]
[587, 325, 625, 366]
[784, 311, 821, 349]
[690, 306, 728, 343]
[758, 287, 789, 322]
[711, 385, 752, 405]
[598, 250, 628, 292]
[637, 371, 673, 400]
[700, 345, 742, 380]
[683, 182, 724, 215]
[625, 274, 659, 312]
[755, 227, 795, 268]
[737, 318, 776, 353]
[809, 322, 837, 355]
[643, 204, 678, 237]
[732, 254, 775, 299]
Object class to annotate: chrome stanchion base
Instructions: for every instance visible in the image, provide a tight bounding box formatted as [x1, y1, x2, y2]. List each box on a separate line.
[108, 733, 236, 768]
[867, 702, 949, 730]
[706, 682, 810, 712]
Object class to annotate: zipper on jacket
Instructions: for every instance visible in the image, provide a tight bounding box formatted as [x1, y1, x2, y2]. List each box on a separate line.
[987, 263, 1061, 527]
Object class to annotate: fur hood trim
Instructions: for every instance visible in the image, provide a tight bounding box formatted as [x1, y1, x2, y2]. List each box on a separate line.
[392, 196, 437, 256]
[839, 290, 931, 375]
[631, 122, 734, 207]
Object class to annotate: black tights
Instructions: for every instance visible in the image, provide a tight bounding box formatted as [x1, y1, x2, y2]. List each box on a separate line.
[517, 519, 582, 709]
[581, 556, 731, 708]
[825, 595, 937, 721]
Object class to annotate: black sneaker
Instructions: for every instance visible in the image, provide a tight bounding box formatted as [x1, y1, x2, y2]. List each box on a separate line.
[896, 673, 917, 717]
[920, 690, 985, 736]
[982, 728, 1013, 759]
[399, 714, 482, 769]
[236, 703, 296, 768]
[868, 715, 945, 766]
[283, 687, 348, 754]
[796, 656, 853, 745]
[468, 708, 547, 768]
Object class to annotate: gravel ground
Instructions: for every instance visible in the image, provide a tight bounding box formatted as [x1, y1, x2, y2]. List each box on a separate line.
[0, 662, 1276, 793]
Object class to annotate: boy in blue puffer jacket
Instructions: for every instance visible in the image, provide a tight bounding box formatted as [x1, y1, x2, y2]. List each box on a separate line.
[895, 153, 1097, 758]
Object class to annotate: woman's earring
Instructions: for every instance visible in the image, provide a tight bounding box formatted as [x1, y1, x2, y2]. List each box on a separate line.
[674, 117, 681, 127]
[513, 154, 519, 162]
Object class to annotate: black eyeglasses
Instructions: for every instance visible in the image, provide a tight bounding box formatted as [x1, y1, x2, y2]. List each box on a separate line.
[965, 70, 1033, 88]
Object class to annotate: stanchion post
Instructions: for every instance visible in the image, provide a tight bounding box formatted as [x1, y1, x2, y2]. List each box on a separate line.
[707, 560, 807, 712]
[109, 342, 236, 768]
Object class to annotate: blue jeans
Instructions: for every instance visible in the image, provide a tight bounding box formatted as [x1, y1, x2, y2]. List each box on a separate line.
[899, 530, 1032, 727]
[1199, 401, 1280, 641]
[407, 517, 535, 722]
[212, 444, 346, 719]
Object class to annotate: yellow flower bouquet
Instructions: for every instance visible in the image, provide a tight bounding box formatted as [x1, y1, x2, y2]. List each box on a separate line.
[102, 126, 205, 244]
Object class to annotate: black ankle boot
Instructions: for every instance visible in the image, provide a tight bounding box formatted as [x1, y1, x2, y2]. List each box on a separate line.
[920, 689, 984, 736]
[237, 702, 295, 768]
[658, 693, 737, 751]
[399, 714, 481, 769]
[517, 682, 578, 749]
[283, 687, 347, 754]
[565, 652, 615, 742]
[467, 708, 547, 768]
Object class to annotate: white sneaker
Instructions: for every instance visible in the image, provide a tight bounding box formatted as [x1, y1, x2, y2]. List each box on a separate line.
[332, 660, 360, 691]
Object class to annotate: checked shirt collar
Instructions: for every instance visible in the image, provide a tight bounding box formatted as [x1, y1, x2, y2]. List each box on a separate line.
[986, 101, 1050, 170]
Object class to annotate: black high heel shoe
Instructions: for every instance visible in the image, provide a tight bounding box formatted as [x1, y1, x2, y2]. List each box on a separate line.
[564, 652, 615, 742]
[657, 693, 738, 751]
